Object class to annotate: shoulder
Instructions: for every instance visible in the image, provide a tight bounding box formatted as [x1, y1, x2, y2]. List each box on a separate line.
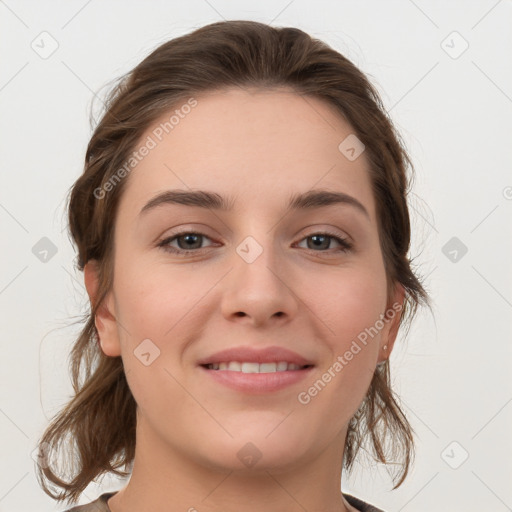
[62, 492, 117, 512]
[343, 492, 386, 512]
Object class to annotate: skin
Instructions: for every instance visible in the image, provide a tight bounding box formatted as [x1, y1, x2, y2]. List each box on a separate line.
[84, 87, 405, 512]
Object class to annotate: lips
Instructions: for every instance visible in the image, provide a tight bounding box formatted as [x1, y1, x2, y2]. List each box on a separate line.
[196, 345, 315, 368]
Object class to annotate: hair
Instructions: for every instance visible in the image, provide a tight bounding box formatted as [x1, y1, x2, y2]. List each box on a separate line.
[36, 19, 431, 504]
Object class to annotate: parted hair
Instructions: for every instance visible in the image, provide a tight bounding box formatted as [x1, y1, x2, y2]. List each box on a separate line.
[36, 20, 430, 504]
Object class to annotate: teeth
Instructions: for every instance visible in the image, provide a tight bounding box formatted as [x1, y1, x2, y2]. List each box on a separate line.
[206, 361, 305, 372]
[242, 362, 260, 373]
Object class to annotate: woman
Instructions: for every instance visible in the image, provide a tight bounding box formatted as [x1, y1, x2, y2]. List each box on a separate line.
[36, 20, 430, 512]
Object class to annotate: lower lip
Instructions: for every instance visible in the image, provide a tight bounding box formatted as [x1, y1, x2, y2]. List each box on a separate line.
[198, 365, 314, 393]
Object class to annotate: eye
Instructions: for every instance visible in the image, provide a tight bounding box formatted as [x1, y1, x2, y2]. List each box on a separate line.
[157, 230, 353, 256]
[296, 231, 353, 253]
[157, 231, 215, 254]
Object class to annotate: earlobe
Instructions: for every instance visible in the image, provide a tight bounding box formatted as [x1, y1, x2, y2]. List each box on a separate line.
[83, 260, 122, 357]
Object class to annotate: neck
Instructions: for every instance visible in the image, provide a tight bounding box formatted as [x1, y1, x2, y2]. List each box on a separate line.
[107, 416, 357, 512]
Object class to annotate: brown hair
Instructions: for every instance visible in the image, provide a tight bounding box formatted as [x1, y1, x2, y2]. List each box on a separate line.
[36, 20, 430, 504]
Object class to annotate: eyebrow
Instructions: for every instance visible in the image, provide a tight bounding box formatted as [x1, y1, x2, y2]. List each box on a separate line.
[139, 188, 370, 220]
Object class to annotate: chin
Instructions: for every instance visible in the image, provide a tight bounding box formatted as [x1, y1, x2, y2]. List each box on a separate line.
[194, 427, 310, 473]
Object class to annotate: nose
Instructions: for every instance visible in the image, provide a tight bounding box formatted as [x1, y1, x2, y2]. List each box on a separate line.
[220, 238, 299, 327]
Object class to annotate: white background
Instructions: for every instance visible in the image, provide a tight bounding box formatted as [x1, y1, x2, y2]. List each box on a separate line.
[1, 1, 511, 511]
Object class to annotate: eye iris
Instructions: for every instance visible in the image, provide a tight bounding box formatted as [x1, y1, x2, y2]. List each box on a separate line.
[178, 233, 202, 250]
[308, 234, 330, 250]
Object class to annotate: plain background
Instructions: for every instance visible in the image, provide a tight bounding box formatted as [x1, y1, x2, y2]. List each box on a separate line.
[1, 1, 511, 511]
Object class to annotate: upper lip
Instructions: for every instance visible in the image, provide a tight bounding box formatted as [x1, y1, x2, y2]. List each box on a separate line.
[197, 346, 315, 367]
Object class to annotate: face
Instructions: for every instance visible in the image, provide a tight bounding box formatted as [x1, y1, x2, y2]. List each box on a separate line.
[85, 88, 404, 474]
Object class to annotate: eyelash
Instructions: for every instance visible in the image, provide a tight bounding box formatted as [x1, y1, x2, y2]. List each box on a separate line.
[157, 230, 353, 256]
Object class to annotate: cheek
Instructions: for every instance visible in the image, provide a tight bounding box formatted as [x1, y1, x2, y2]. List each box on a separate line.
[302, 264, 387, 407]
[295, 281, 381, 445]
[113, 257, 220, 404]
[304, 263, 388, 342]
[112, 260, 206, 415]
[297, 271, 385, 427]
[115, 256, 211, 337]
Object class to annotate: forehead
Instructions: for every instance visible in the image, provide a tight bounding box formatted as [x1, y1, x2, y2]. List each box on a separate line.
[118, 88, 376, 221]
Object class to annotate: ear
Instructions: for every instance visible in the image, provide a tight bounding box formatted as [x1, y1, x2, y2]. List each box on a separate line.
[84, 260, 121, 357]
[377, 282, 406, 363]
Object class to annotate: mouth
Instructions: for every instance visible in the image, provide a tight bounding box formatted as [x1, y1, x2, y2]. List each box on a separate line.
[196, 346, 315, 393]
[198, 361, 315, 394]
[201, 362, 314, 373]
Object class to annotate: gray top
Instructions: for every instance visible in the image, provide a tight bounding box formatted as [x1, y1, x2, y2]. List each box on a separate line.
[63, 491, 385, 512]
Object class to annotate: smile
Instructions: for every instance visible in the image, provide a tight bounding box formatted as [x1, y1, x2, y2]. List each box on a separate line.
[203, 361, 312, 372]
[199, 363, 314, 393]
